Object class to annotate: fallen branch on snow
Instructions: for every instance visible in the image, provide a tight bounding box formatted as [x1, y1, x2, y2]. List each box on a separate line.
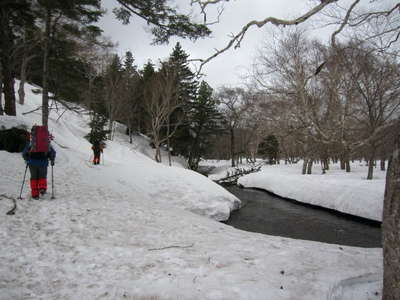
[0, 194, 17, 215]
[215, 164, 262, 185]
[148, 243, 194, 251]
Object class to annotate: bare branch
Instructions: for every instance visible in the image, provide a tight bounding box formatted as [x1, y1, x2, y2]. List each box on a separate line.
[148, 243, 194, 251]
[331, 0, 361, 47]
[22, 106, 42, 115]
[350, 3, 400, 27]
[196, 0, 338, 75]
[191, 0, 226, 25]
[350, 119, 400, 153]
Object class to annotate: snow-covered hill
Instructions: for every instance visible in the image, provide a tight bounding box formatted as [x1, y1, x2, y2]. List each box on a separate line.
[0, 83, 382, 299]
[0, 83, 240, 221]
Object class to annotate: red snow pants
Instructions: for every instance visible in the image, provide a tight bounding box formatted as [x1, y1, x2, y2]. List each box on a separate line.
[29, 165, 48, 197]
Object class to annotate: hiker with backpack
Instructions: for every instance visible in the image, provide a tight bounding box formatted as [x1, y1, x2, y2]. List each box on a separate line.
[91, 140, 104, 165]
[22, 125, 56, 200]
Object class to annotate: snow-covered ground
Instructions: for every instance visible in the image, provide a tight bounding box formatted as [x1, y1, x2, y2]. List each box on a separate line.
[0, 83, 382, 299]
[205, 160, 385, 222]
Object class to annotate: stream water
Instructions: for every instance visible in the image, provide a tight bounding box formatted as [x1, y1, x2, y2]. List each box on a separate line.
[224, 186, 381, 248]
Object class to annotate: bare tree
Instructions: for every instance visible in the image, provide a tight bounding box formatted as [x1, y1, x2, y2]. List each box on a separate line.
[0, 5, 17, 116]
[15, 27, 41, 105]
[143, 63, 180, 163]
[344, 46, 400, 179]
[217, 87, 252, 167]
[103, 54, 125, 140]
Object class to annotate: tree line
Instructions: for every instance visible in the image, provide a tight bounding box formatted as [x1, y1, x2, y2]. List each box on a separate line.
[3, 1, 398, 180]
[212, 30, 400, 180]
[0, 0, 220, 171]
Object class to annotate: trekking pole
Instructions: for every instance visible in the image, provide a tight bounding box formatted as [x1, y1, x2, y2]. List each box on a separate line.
[51, 165, 55, 199]
[18, 164, 29, 199]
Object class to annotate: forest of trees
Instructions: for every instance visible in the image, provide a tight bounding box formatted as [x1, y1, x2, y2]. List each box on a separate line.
[1, 1, 399, 298]
[1, 1, 398, 177]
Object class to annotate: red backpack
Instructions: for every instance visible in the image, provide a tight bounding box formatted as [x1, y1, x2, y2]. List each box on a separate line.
[30, 125, 50, 153]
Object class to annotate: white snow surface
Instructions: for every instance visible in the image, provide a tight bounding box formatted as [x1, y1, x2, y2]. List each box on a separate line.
[0, 83, 382, 299]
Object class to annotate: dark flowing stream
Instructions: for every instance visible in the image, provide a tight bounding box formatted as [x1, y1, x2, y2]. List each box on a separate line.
[224, 186, 382, 248]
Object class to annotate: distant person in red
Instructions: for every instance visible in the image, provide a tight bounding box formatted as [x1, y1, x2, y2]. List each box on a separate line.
[91, 141, 103, 165]
[22, 125, 56, 199]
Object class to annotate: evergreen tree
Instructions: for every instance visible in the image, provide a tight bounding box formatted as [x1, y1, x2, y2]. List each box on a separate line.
[114, 0, 210, 44]
[259, 134, 280, 164]
[169, 42, 198, 105]
[85, 112, 109, 144]
[0, 0, 34, 116]
[34, 0, 103, 126]
[123, 51, 137, 75]
[121, 51, 140, 142]
[187, 81, 223, 170]
[142, 60, 155, 81]
[138, 61, 156, 135]
[167, 42, 198, 156]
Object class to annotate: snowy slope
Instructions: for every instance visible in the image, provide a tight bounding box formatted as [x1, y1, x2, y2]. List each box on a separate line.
[0, 83, 382, 300]
[0, 84, 240, 222]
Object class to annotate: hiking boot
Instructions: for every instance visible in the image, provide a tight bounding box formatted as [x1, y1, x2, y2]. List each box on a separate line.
[32, 195, 40, 200]
[40, 189, 47, 195]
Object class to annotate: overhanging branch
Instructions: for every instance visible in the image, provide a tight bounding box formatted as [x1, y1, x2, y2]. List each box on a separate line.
[195, 0, 338, 75]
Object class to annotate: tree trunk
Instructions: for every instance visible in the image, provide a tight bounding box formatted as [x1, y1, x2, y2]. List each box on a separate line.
[155, 143, 162, 163]
[340, 157, 346, 170]
[18, 47, 33, 105]
[307, 159, 313, 175]
[321, 159, 326, 174]
[343, 149, 351, 172]
[302, 158, 308, 175]
[381, 159, 386, 171]
[42, 8, 51, 127]
[18, 57, 28, 105]
[230, 127, 235, 167]
[167, 121, 171, 167]
[382, 132, 400, 300]
[345, 159, 351, 173]
[367, 147, 376, 180]
[2, 71, 16, 116]
[0, 71, 3, 115]
[324, 159, 330, 171]
[18, 78, 25, 105]
[129, 124, 133, 144]
[367, 161, 374, 180]
[189, 133, 201, 170]
[0, 9, 16, 116]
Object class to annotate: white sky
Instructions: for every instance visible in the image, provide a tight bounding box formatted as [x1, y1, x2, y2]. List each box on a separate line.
[97, 0, 343, 88]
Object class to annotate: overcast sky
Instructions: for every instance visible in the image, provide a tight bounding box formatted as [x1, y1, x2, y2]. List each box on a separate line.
[97, 0, 341, 89]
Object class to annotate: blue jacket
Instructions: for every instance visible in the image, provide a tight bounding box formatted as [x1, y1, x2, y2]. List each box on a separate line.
[22, 143, 56, 167]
